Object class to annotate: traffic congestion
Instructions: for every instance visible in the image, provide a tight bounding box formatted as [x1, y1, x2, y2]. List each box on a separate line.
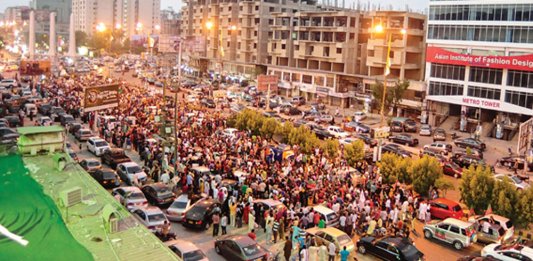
[1, 54, 532, 261]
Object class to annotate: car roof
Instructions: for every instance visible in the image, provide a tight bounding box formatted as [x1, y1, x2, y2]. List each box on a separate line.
[117, 186, 142, 193]
[147, 182, 168, 191]
[165, 239, 201, 252]
[220, 235, 257, 246]
[313, 205, 335, 214]
[476, 214, 510, 223]
[121, 162, 139, 167]
[432, 198, 460, 206]
[441, 218, 472, 228]
[309, 227, 347, 237]
[175, 194, 189, 202]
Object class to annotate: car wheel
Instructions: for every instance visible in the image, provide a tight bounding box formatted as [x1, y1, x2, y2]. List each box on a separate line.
[215, 245, 221, 254]
[424, 230, 432, 239]
[357, 245, 366, 254]
[453, 241, 463, 250]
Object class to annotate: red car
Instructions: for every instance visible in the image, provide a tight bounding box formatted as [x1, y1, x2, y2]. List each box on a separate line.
[429, 198, 463, 220]
[442, 162, 463, 178]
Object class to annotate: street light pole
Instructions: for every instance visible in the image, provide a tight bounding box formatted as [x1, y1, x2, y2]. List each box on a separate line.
[380, 31, 392, 126]
[174, 40, 182, 172]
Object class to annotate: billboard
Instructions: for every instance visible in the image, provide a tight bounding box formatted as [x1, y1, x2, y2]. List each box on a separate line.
[83, 84, 120, 112]
[159, 35, 181, 53]
[426, 46, 533, 72]
[257, 75, 279, 92]
[20, 60, 51, 76]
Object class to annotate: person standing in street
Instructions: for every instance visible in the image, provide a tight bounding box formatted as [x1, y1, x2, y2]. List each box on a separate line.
[220, 214, 228, 235]
[212, 212, 220, 237]
[328, 241, 336, 261]
[339, 246, 350, 261]
[283, 236, 292, 261]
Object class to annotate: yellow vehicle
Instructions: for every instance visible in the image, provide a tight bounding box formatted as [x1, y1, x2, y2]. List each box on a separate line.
[305, 227, 355, 254]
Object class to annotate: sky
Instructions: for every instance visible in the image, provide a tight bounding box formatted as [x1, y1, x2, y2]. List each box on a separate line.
[1, 0, 427, 15]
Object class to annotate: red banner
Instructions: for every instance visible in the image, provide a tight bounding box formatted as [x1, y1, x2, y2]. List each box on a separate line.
[426, 46, 533, 72]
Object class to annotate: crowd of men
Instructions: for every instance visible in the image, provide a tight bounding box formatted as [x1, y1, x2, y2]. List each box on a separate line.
[29, 70, 429, 261]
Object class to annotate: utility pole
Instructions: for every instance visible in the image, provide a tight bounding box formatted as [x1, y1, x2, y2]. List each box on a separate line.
[174, 40, 182, 172]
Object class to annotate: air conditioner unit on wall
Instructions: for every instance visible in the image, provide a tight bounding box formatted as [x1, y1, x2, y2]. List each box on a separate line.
[60, 186, 82, 207]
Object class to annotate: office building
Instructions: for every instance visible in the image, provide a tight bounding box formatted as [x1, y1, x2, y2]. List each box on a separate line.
[161, 9, 181, 36]
[425, 0, 533, 141]
[30, 0, 72, 24]
[4, 6, 30, 25]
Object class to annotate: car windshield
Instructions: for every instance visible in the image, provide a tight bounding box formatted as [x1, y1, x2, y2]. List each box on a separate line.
[188, 206, 207, 216]
[242, 244, 262, 256]
[326, 212, 337, 221]
[88, 161, 100, 167]
[183, 250, 207, 261]
[102, 172, 116, 179]
[127, 166, 142, 173]
[95, 141, 108, 147]
[128, 192, 145, 199]
[156, 187, 173, 196]
[452, 205, 462, 212]
[171, 201, 188, 209]
[148, 213, 166, 222]
[337, 234, 352, 245]
[511, 176, 522, 184]
[505, 220, 514, 229]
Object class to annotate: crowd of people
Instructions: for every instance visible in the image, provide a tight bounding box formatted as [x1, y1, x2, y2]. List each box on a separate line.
[30, 70, 432, 261]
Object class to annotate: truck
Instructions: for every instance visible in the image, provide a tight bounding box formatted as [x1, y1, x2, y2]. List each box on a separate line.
[101, 148, 132, 170]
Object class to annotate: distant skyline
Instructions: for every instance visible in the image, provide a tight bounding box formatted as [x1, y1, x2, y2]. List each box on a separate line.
[1, 0, 427, 14]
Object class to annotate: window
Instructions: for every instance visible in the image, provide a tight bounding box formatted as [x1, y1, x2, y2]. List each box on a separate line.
[337, 48, 342, 54]
[450, 226, 460, 234]
[469, 67, 503, 84]
[302, 75, 312, 84]
[467, 86, 501, 100]
[281, 44, 286, 49]
[430, 63, 466, 80]
[428, 81, 464, 96]
[508, 70, 533, 89]
[505, 90, 533, 108]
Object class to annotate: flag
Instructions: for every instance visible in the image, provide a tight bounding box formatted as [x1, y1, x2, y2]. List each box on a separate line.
[148, 37, 155, 48]
[485, 204, 493, 215]
[219, 32, 225, 58]
[384, 35, 392, 76]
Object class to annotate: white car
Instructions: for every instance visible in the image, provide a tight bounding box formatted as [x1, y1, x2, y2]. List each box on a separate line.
[165, 194, 193, 222]
[354, 111, 366, 121]
[86, 137, 110, 156]
[0, 79, 17, 88]
[165, 239, 208, 261]
[423, 142, 452, 154]
[116, 162, 148, 185]
[493, 174, 530, 190]
[419, 124, 432, 136]
[339, 137, 357, 145]
[327, 126, 349, 138]
[131, 206, 168, 232]
[37, 116, 53, 126]
[111, 186, 148, 211]
[186, 95, 198, 103]
[222, 128, 238, 138]
[481, 243, 533, 261]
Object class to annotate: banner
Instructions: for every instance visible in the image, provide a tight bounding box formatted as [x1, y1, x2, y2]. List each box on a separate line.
[426, 46, 533, 72]
[83, 84, 119, 112]
[20, 60, 51, 76]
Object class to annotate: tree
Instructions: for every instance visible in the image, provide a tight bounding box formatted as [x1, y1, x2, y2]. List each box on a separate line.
[516, 186, 533, 228]
[459, 166, 495, 214]
[288, 126, 319, 154]
[435, 177, 455, 197]
[396, 158, 413, 184]
[260, 117, 280, 139]
[378, 153, 404, 184]
[490, 176, 519, 222]
[89, 30, 112, 50]
[275, 122, 293, 144]
[371, 81, 392, 113]
[75, 31, 88, 47]
[344, 140, 365, 167]
[391, 80, 410, 116]
[410, 156, 443, 197]
[0, 35, 4, 51]
[322, 139, 340, 158]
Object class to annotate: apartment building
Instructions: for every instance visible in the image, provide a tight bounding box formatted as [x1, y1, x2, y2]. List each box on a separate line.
[268, 10, 426, 111]
[72, 0, 160, 37]
[425, 1, 533, 141]
[4, 6, 30, 25]
[181, 0, 320, 76]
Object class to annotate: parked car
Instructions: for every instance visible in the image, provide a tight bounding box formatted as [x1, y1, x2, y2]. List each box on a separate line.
[0, 79, 17, 88]
[423, 218, 477, 250]
[455, 138, 486, 151]
[68, 122, 83, 135]
[433, 128, 447, 141]
[354, 111, 367, 121]
[38, 103, 52, 115]
[391, 121, 404, 132]
[481, 243, 533, 261]
[388, 134, 419, 147]
[165, 239, 209, 261]
[493, 174, 530, 190]
[307, 227, 355, 255]
[111, 186, 148, 211]
[141, 183, 176, 208]
[291, 96, 305, 106]
[419, 124, 432, 136]
[182, 198, 221, 230]
[253, 199, 288, 218]
[315, 114, 334, 124]
[453, 148, 484, 159]
[79, 159, 102, 172]
[424, 142, 452, 155]
[36, 116, 53, 127]
[0, 127, 19, 145]
[131, 206, 168, 232]
[75, 128, 93, 141]
[166, 194, 202, 222]
[404, 119, 418, 132]
[357, 236, 424, 261]
[419, 147, 447, 162]
[200, 98, 216, 108]
[4, 115, 21, 127]
[382, 144, 412, 158]
[86, 137, 110, 156]
[59, 114, 75, 127]
[117, 162, 148, 185]
[443, 162, 463, 178]
[497, 155, 533, 171]
[429, 198, 464, 220]
[469, 214, 514, 244]
[88, 168, 121, 188]
[214, 235, 270, 261]
[327, 125, 350, 138]
[101, 148, 132, 169]
[313, 126, 334, 140]
[452, 155, 488, 169]
[356, 134, 378, 147]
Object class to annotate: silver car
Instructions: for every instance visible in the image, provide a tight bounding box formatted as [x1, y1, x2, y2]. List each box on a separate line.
[112, 186, 148, 211]
[165, 239, 208, 261]
[131, 206, 168, 232]
[424, 218, 477, 250]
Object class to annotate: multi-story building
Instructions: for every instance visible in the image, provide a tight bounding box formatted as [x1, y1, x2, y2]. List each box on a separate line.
[4, 6, 30, 25]
[425, 0, 533, 142]
[268, 10, 426, 110]
[30, 0, 71, 24]
[181, 0, 320, 77]
[72, 0, 160, 37]
[161, 9, 180, 36]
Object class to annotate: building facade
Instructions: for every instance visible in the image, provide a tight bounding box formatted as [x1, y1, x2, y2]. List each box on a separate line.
[425, 0, 533, 141]
[161, 9, 180, 36]
[4, 6, 30, 25]
[30, 0, 72, 24]
[72, 0, 160, 37]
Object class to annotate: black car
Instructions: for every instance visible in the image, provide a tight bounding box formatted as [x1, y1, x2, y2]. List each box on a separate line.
[356, 134, 378, 147]
[419, 147, 447, 162]
[88, 168, 121, 188]
[389, 134, 419, 147]
[497, 155, 533, 171]
[382, 144, 412, 158]
[215, 235, 270, 261]
[284, 106, 301, 116]
[4, 115, 21, 127]
[38, 103, 52, 115]
[183, 198, 221, 230]
[313, 127, 333, 140]
[201, 98, 216, 108]
[391, 121, 404, 132]
[454, 138, 486, 151]
[141, 183, 176, 208]
[357, 236, 424, 261]
[59, 114, 75, 126]
[69, 122, 83, 135]
[101, 148, 132, 169]
[452, 154, 488, 169]
[0, 127, 19, 145]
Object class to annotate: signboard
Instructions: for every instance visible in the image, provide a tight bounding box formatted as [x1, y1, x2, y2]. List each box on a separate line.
[374, 126, 390, 139]
[316, 87, 330, 97]
[426, 95, 533, 115]
[426, 46, 533, 72]
[83, 84, 120, 112]
[20, 60, 51, 76]
[257, 75, 279, 91]
[517, 118, 533, 154]
[158, 35, 181, 53]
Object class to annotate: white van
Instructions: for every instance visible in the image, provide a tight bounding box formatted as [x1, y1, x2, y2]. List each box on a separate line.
[313, 205, 339, 228]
